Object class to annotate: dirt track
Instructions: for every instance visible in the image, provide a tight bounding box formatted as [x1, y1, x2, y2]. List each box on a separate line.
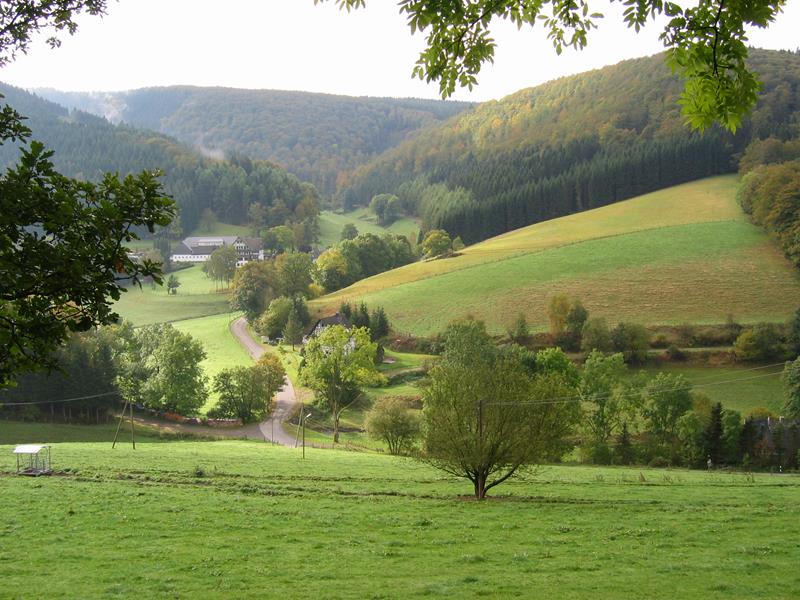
[229, 317, 299, 446]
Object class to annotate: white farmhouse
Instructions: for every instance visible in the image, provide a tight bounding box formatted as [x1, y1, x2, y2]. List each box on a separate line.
[170, 236, 264, 266]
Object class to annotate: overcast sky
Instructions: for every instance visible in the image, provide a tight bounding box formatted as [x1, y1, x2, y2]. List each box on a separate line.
[2, 0, 798, 101]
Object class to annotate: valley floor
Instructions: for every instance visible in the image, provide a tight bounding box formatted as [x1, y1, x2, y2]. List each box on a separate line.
[0, 440, 798, 599]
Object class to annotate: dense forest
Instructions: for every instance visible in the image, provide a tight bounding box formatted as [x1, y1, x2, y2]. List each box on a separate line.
[340, 50, 800, 244]
[35, 86, 474, 196]
[737, 139, 800, 268]
[0, 83, 316, 235]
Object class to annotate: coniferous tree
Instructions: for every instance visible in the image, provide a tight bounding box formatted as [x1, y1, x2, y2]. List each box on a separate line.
[283, 307, 304, 349]
[703, 402, 724, 465]
[369, 307, 390, 341]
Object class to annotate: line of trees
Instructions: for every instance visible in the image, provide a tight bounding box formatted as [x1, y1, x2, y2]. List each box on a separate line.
[1, 321, 288, 425]
[314, 232, 416, 292]
[737, 144, 800, 269]
[362, 315, 800, 498]
[0, 323, 207, 421]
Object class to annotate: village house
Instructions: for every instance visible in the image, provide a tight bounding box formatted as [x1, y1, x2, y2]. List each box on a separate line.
[302, 313, 353, 344]
[170, 236, 264, 266]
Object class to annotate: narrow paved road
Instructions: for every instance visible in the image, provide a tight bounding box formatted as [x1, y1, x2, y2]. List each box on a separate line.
[230, 317, 299, 446]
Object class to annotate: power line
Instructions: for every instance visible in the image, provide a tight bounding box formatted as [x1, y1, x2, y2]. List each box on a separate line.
[487, 362, 798, 407]
[0, 390, 120, 407]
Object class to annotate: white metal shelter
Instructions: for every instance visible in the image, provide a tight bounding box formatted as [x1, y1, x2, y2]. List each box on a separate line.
[13, 444, 52, 476]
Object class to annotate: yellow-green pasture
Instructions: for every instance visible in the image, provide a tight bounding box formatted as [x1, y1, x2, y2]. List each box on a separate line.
[318, 207, 419, 247]
[313, 176, 800, 336]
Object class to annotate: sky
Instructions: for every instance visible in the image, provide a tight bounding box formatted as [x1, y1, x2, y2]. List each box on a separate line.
[1, 0, 798, 102]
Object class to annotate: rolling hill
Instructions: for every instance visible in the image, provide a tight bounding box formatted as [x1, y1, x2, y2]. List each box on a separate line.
[311, 176, 800, 336]
[35, 86, 474, 196]
[340, 49, 800, 244]
[0, 83, 313, 234]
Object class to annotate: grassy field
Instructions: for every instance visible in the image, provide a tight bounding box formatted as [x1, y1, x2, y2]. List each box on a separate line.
[172, 313, 253, 412]
[319, 208, 419, 247]
[0, 439, 798, 599]
[0, 421, 204, 445]
[312, 176, 800, 336]
[637, 363, 787, 415]
[113, 264, 232, 326]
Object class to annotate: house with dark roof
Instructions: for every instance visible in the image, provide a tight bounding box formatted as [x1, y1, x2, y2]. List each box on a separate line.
[303, 313, 353, 344]
[170, 236, 264, 266]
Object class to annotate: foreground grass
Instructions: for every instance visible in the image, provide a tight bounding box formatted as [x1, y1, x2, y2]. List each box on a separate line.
[0, 439, 798, 599]
[313, 176, 800, 335]
[114, 264, 231, 326]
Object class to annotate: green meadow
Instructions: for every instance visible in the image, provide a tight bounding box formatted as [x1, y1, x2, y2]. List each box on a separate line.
[113, 264, 232, 326]
[318, 208, 419, 247]
[636, 364, 788, 415]
[313, 176, 800, 336]
[1, 439, 798, 599]
[173, 313, 253, 412]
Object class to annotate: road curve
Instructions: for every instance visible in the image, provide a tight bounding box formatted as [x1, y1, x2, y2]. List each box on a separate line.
[230, 316, 299, 446]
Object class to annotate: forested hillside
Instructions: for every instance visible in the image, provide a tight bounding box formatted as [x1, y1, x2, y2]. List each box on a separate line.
[35, 86, 474, 196]
[340, 50, 800, 244]
[0, 83, 317, 235]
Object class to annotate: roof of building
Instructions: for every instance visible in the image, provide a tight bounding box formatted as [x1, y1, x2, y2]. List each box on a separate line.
[174, 236, 263, 256]
[308, 314, 352, 336]
[13, 444, 49, 454]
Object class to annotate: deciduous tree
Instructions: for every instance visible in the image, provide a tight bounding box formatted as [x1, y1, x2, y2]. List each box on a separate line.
[203, 245, 238, 289]
[300, 325, 384, 443]
[116, 324, 207, 415]
[365, 396, 420, 455]
[783, 357, 800, 419]
[421, 229, 452, 258]
[319, 0, 784, 130]
[211, 355, 286, 423]
[230, 260, 278, 322]
[422, 319, 580, 499]
[340, 222, 359, 241]
[276, 251, 314, 297]
[580, 350, 627, 460]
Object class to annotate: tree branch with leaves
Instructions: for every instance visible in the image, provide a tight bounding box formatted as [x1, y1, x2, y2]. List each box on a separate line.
[318, 0, 785, 130]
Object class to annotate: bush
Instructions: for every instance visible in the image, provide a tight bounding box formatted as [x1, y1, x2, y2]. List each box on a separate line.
[365, 396, 421, 455]
[581, 318, 612, 353]
[652, 334, 670, 349]
[666, 344, 687, 361]
[734, 323, 785, 362]
[611, 322, 650, 364]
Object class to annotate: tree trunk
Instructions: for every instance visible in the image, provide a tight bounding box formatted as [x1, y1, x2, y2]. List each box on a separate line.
[333, 411, 340, 444]
[474, 473, 486, 500]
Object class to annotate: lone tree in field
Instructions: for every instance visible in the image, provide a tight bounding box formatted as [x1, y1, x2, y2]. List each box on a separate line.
[300, 325, 384, 443]
[166, 274, 181, 295]
[422, 319, 581, 500]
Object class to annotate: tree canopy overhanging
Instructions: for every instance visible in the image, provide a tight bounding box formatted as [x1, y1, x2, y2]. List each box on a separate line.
[318, 0, 786, 131]
[0, 1, 176, 386]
